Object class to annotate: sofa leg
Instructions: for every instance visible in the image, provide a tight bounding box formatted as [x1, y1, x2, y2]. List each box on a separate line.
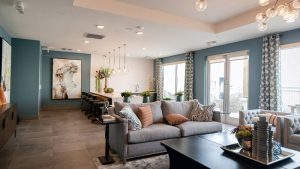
[122, 158, 127, 165]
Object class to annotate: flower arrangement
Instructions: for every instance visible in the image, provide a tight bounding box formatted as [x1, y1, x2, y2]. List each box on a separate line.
[175, 91, 184, 96]
[104, 88, 114, 93]
[121, 91, 132, 97]
[231, 125, 252, 139]
[140, 91, 151, 97]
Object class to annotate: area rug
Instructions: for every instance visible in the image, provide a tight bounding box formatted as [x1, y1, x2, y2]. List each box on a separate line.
[94, 154, 169, 169]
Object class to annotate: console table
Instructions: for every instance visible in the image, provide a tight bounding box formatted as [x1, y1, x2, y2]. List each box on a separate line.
[0, 103, 17, 149]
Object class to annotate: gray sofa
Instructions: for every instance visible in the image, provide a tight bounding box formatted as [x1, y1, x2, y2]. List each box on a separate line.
[283, 116, 300, 151]
[109, 100, 223, 162]
[239, 109, 292, 144]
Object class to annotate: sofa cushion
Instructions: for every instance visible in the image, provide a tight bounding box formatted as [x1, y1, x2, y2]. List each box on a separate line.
[119, 106, 142, 131]
[165, 114, 188, 125]
[161, 100, 193, 117]
[137, 106, 153, 128]
[128, 123, 181, 144]
[176, 121, 222, 137]
[114, 101, 163, 123]
[289, 134, 300, 145]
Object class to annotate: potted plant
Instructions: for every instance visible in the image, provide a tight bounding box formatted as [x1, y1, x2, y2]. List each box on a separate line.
[121, 91, 132, 103]
[100, 67, 112, 91]
[141, 91, 151, 103]
[163, 97, 171, 101]
[95, 70, 105, 93]
[231, 125, 252, 151]
[175, 91, 184, 102]
[104, 88, 114, 93]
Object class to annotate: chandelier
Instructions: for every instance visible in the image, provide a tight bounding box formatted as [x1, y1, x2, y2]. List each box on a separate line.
[256, 0, 300, 31]
[195, 0, 207, 12]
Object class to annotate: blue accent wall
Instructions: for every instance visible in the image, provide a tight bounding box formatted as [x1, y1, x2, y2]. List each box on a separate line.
[0, 26, 11, 44]
[41, 50, 91, 109]
[11, 38, 41, 119]
[162, 28, 300, 109]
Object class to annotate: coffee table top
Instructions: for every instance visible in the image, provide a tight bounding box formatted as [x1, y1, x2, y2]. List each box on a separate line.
[161, 134, 300, 169]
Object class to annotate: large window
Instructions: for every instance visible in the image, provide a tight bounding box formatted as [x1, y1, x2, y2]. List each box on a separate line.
[207, 51, 249, 117]
[281, 43, 300, 113]
[163, 62, 185, 99]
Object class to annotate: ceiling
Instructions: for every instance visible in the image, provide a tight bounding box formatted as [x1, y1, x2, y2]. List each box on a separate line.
[0, 0, 299, 58]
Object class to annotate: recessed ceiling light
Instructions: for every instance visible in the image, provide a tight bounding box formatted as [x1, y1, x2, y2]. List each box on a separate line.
[84, 40, 90, 44]
[96, 25, 105, 29]
[77, 49, 81, 52]
[136, 31, 144, 35]
[142, 48, 147, 50]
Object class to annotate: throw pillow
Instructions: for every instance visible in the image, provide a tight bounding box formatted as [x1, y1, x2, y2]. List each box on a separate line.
[189, 100, 215, 122]
[119, 106, 142, 131]
[264, 113, 277, 126]
[165, 114, 188, 125]
[137, 106, 153, 128]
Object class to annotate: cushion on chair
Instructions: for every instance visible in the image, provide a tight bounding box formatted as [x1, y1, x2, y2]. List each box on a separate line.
[176, 121, 222, 137]
[128, 123, 181, 144]
[137, 106, 153, 128]
[114, 101, 163, 123]
[161, 100, 194, 117]
[165, 114, 188, 125]
[119, 106, 142, 131]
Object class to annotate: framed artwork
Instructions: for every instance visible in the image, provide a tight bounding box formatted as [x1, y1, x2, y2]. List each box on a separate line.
[52, 58, 81, 100]
[1, 38, 11, 102]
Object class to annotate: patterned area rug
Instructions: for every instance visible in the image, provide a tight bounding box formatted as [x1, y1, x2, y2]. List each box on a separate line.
[94, 154, 169, 169]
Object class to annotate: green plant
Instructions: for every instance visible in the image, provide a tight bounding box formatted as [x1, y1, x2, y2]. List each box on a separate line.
[175, 91, 184, 96]
[163, 97, 171, 101]
[230, 125, 252, 139]
[104, 88, 114, 93]
[121, 91, 132, 97]
[140, 91, 151, 97]
[100, 67, 112, 78]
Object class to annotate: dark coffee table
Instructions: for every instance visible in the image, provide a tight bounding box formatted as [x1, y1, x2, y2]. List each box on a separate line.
[161, 133, 300, 169]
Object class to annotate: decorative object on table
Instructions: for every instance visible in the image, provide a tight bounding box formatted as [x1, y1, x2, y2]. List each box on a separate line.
[140, 91, 151, 103]
[255, 0, 300, 31]
[52, 58, 81, 99]
[95, 69, 105, 93]
[101, 114, 116, 122]
[121, 91, 132, 103]
[100, 67, 112, 91]
[104, 88, 114, 93]
[230, 125, 252, 151]
[257, 116, 272, 161]
[272, 141, 282, 155]
[175, 91, 183, 102]
[189, 100, 215, 122]
[1, 39, 11, 103]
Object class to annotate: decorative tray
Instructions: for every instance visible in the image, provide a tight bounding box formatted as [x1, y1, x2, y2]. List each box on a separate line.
[220, 143, 295, 166]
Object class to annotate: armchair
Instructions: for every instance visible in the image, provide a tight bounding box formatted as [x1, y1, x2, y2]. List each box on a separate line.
[283, 116, 300, 151]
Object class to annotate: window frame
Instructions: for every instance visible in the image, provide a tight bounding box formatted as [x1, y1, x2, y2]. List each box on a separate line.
[163, 61, 186, 98]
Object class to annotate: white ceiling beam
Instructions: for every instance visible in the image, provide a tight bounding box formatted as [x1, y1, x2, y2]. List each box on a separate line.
[73, 0, 215, 33]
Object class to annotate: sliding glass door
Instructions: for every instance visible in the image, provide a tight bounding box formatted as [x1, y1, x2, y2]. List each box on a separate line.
[207, 51, 249, 121]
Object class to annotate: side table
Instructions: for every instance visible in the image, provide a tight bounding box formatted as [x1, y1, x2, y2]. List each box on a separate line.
[98, 115, 121, 165]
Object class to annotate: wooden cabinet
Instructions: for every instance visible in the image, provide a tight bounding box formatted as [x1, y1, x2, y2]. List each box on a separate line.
[0, 104, 16, 149]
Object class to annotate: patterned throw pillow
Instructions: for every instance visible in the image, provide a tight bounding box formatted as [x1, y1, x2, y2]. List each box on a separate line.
[165, 114, 188, 125]
[137, 106, 153, 128]
[189, 100, 215, 122]
[119, 106, 142, 131]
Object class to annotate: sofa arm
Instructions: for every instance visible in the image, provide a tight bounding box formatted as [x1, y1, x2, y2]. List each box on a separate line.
[239, 109, 262, 125]
[283, 116, 300, 147]
[109, 113, 128, 161]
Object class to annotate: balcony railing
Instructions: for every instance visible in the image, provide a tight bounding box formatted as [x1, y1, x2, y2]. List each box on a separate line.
[282, 86, 300, 113]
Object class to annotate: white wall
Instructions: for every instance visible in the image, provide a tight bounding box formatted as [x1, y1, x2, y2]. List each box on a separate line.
[90, 54, 154, 93]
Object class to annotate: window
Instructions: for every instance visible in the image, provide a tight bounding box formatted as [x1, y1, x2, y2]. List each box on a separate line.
[163, 62, 185, 99]
[207, 51, 249, 118]
[280, 43, 300, 113]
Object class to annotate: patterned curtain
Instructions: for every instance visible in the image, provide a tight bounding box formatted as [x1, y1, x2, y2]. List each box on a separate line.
[184, 52, 194, 101]
[155, 59, 163, 101]
[259, 34, 282, 111]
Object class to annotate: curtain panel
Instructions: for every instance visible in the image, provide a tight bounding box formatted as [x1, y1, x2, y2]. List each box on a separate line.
[155, 58, 163, 101]
[184, 52, 194, 101]
[259, 34, 282, 111]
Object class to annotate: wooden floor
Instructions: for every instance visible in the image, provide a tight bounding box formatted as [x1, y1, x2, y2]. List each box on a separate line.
[0, 109, 105, 169]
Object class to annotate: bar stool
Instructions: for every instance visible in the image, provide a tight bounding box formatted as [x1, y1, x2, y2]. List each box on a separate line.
[81, 92, 88, 111]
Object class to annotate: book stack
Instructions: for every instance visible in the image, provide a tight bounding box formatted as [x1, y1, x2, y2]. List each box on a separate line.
[102, 115, 116, 122]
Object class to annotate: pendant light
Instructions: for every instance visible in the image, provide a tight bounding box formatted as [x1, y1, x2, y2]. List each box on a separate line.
[112, 49, 116, 74]
[108, 52, 111, 74]
[118, 47, 121, 73]
[123, 44, 127, 72]
[195, 0, 207, 12]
